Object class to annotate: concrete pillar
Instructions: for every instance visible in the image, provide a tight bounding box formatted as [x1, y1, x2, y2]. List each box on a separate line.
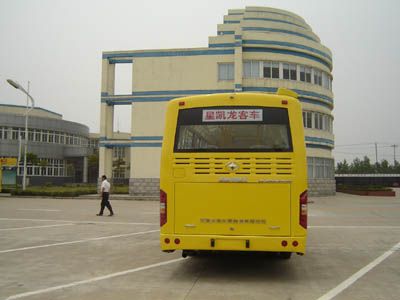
[83, 156, 88, 183]
[130, 102, 134, 179]
[99, 147, 113, 179]
[99, 59, 115, 184]
[101, 59, 115, 96]
[129, 102, 135, 195]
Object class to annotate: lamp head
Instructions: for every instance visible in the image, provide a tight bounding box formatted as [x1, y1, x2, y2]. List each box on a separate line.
[6, 79, 21, 90]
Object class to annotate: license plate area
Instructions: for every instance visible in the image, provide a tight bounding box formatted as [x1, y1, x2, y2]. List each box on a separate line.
[211, 238, 249, 250]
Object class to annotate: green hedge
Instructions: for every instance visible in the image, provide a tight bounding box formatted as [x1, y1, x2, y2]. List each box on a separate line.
[11, 186, 97, 197]
[9, 184, 129, 196]
[112, 185, 129, 194]
[336, 184, 392, 191]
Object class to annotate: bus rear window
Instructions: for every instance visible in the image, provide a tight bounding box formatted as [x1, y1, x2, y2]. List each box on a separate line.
[174, 107, 293, 152]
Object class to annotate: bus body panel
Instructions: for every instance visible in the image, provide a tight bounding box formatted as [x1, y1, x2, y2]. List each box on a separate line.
[174, 182, 291, 236]
[160, 92, 307, 254]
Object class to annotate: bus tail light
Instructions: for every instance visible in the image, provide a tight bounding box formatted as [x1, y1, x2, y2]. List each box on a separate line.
[160, 189, 167, 227]
[300, 190, 308, 229]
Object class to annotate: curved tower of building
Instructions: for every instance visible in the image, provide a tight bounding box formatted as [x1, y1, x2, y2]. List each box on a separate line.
[100, 6, 335, 196]
[212, 7, 335, 195]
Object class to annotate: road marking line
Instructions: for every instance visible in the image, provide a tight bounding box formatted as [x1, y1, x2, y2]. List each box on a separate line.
[0, 229, 160, 254]
[5, 257, 184, 300]
[0, 217, 158, 226]
[310, 225, 400, 229]
[0, 223, 74, 231]
[316, 240, 400, 300]
[17, 209, 61, 212]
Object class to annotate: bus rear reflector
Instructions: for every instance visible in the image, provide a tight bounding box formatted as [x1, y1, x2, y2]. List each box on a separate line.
[160, 189, 167, 227]
[300, 190, 308, 229]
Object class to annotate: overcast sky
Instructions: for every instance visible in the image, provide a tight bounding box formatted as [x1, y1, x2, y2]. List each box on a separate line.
[1, 0, 399, 163]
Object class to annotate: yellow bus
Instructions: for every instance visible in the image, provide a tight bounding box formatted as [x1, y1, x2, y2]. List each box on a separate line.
[160, 89, 308, 259]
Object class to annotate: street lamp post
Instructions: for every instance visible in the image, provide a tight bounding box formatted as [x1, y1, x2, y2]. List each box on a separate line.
[6, 79, 35, 191]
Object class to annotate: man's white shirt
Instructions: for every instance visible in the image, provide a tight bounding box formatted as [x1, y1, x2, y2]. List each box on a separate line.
[101, 180, 110, 193]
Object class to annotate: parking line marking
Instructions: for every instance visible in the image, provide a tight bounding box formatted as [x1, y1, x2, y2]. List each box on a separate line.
[17, 209, 61, 212]
[310, 225, 400, 229]
[0, 223, 74, 231]
[5, 257, 184, 300]
[0, 217, 158, 226]
[0, 229, 160, 254]
[316, 240, 400, 300]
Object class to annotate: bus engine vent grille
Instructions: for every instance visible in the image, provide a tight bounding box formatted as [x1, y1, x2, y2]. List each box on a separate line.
[173, 157, 293, 176]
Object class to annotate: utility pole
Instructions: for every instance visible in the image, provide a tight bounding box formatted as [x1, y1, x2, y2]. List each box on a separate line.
[391, 144, 398, 165]
[375, 142, 378, 165]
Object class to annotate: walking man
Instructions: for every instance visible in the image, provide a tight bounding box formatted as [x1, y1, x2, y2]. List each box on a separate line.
[97, 175, 114, 216]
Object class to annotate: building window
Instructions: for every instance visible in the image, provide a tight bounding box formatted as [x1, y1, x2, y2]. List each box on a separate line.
[34, 166, 40, 175]
[112, 169, 125, 179]
[243, 61, 260, 78]
[50, 131, 55, 143]
[12, 128, 19, 140]
[28, 129, 34, 141]
[283, 63, 296, 80]
[322, 72, 331, 89]
[313, 69, 322, 86]
[302, 111, 313, 128]
[218, 63, 234, 80]
[263, 61, 279, 79]
[283, 64, 289, 79]
[34, 130, 41, 142]
[113, 147, 125, 158]
[2, 128, 8, 140]
[42, 131, 48, 143]
[308, 157, 334, 179]
[324, 115, 333, 133]
[303, 111, 333, 132]
[314, 113, 323, 130]
[307, 157, 314, 179]
[300, 65, 311, 83]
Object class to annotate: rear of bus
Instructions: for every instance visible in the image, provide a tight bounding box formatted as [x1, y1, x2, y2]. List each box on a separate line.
[160, 89, 308, 257]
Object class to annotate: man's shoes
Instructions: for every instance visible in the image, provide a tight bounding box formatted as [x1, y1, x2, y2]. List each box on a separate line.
[108, 213, 114, 217]
[96, 213, 103, 216]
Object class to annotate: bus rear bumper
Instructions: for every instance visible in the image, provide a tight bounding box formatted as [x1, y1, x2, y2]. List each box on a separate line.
[160, 234, 306, 254]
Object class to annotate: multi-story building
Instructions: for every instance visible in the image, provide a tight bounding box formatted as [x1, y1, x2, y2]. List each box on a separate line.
[0, 104, 93, 185]
[99, 6, 335, 196]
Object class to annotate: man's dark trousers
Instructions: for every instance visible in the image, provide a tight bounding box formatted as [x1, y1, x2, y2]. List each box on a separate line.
[99, 192, 113, 215]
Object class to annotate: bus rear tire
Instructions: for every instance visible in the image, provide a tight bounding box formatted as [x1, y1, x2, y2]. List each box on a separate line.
[279, 252, 292, 259]
[182, 250, 197, 258]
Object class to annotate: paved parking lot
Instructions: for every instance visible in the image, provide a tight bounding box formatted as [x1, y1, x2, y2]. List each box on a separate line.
[0, 191, 399, 300]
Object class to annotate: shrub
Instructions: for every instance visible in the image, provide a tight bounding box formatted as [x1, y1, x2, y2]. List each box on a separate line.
[336, 184, 392, 191]
[10, 185, 97, 197]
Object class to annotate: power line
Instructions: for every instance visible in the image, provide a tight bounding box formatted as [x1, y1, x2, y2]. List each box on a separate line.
[335, 143, 375, 147]
[335, 142, 398, 148]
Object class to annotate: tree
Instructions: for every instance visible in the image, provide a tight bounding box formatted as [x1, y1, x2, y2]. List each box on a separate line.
[87, 152, 99, 182]
[335, 156, 400, 174]
[336, 159, 349, 174]
[26, 152, 39, 165]
[376, 159, 391, 173]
